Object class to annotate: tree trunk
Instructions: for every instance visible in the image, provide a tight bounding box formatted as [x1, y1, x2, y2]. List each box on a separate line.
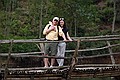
[74, 17, 77, 37]
[112, 0, 116, 33]
[39, 0, 43, 38]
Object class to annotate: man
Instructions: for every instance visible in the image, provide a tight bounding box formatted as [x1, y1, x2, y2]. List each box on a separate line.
[43, 17, 66, 67]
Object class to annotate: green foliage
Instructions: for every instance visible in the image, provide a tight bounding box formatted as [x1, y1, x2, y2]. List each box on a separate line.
[0, 0, 120, 53]
[99, 7, 114, 23]
[0, 43, 39, 53]
[0, 0, 118, 38]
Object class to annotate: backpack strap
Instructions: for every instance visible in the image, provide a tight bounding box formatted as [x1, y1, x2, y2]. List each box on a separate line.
[57, 26, 59, 37]
[48, 24, 51, 29]
[48, 24, 59, 35]
[47, 24, 59, 40]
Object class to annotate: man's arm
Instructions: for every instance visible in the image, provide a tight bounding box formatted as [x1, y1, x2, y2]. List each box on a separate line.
[43, 24, 55, 35]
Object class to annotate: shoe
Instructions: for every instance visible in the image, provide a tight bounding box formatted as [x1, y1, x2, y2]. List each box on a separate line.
[44, 66, 48, 68]
[59, 65, 63, 67]
[50, 65, 53, 68]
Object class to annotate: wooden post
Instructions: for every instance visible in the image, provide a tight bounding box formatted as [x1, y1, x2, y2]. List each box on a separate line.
[67, 39, 80, 80]
[107, 41, 115, 65]
[4, 40, 13, 80]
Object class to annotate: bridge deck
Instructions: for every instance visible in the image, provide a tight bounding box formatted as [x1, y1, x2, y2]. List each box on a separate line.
[0, 65, 120, 80]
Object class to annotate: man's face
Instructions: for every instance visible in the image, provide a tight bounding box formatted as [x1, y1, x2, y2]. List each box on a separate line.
[52, 19, 58, 25]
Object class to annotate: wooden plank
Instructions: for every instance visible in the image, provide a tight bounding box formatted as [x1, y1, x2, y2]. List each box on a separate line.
[0, 66, 69, 71]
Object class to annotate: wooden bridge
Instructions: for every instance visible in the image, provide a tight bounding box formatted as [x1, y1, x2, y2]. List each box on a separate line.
[0, 35, 120, 80]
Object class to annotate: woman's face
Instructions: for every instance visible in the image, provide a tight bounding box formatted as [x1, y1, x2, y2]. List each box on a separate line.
[60, 20, 64, 27]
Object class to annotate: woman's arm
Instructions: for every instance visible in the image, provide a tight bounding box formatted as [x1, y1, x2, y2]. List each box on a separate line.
[67, 32, 72, 41]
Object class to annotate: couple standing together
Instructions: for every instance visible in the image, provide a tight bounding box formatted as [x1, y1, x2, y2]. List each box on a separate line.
[43, 17, 72, 68]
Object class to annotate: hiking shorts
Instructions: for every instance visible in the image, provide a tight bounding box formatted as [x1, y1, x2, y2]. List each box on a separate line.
[44, 42, 58, 56]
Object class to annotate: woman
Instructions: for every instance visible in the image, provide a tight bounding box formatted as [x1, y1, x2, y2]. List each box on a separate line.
[57, 18, 72, 67]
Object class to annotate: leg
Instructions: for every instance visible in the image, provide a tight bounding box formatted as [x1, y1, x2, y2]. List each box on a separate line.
[44, 43, 50, 67]
[57, 42, 66, 66]
[50, 43, 58, 67]
[50, 58, 55, 67]
[43, 54, 49, 67]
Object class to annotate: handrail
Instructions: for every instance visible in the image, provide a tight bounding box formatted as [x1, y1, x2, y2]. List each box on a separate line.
[0, 35, 120, 44]
[0, 39, 76, 44]
[73, 35, 120, 39]
[0, 43, 120, 56]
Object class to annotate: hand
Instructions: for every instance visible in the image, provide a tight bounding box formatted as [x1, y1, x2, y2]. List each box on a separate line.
[69, 39, 73, 41]
[63, 39, 68, 42]
[50, 25, 56, 31]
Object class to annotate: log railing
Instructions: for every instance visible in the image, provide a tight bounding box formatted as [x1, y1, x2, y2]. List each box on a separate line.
[0, 35, 120, 80]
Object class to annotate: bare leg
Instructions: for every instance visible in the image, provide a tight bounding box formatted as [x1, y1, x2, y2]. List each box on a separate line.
[50, 58, 55, 67]
[43, 54, 49, 67]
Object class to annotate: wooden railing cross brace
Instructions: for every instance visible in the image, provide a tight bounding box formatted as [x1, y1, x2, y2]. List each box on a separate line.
[107, 41, 115, 65]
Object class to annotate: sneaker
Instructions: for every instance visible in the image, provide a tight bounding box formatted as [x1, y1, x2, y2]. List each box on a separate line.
[44, 66, 48, 68]
[50, 65, 53, 68]
[59, 65, 63, 67]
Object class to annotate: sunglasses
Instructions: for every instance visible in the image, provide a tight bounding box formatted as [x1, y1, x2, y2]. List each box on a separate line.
[54, 19, 58, 22]
[60, 18, 64, 21]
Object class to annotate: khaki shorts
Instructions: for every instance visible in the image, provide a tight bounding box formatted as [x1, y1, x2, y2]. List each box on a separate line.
[44, 42, 58, 56]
